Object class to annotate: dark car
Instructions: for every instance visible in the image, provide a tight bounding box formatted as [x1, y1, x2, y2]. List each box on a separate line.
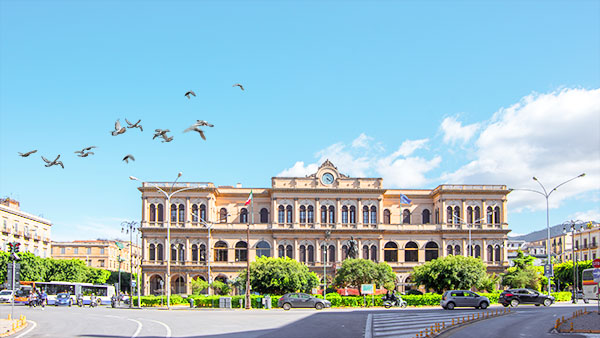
[499, 288, 554, 307]
[55, 293, 73, 307]
[440, 290, 490, 310]
[278, 293, 332, 310]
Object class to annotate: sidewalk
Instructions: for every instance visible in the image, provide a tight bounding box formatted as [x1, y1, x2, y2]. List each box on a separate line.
[0, 318, 27, 337]
[557, 310, 600, 333]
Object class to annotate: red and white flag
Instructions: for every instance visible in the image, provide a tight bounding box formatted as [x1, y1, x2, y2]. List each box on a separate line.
[244, 190, 253, 206]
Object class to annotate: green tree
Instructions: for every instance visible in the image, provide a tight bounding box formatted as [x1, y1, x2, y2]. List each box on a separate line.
[210, 280, 231, 295]
[238, 256, 319, 295]
[554, 260, 594, 291]
[501, 250, 542, 291]
[191, 277, 209, 295]
[412, 255, 487, 294]
[477, 273, 500, 293]
[333, 259, 396, 294]
[85, 267, 111, 284]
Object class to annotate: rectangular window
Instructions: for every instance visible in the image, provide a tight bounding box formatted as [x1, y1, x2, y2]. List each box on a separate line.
[99, 260, 105, 267]
[87, 248, 91, 254]
[100, 248, 105, 254]
[61, 248, 65, 254]
[74, 248, 78, 254]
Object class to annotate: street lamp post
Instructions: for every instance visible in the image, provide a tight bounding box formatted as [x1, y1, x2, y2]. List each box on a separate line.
[130, 173, 206, 309]
[192, 213, 216, 296]
[563, 220, 583, 303]
[511, 173, 585, 295]
[121, 221, 139, 309]
[452, 215, 488, 257]
[322, 231, 331, 298]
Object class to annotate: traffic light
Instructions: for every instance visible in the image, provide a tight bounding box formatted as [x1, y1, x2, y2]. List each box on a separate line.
[7, 242, 20, 253]
[14, 243, 20, 252]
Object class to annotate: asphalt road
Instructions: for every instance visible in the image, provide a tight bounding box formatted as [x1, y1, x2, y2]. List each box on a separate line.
[0, 302, 597, 338]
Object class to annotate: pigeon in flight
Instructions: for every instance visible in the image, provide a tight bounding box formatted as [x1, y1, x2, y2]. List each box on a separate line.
[42, 154, 64, 169]
[125, 119, 143, 132]
[122, 154, 135, 163]
[184, 126, 207, 140]
[184, 90, 196, 99]
[232, 83, 244, 91]
[184, 120, 214, 140]
[111, 119, 127, 136]
[161, 134, 174, 143]
[153, 129, 170, 140]
[74, 146, 96, 157]
[18, 150, 37, 157]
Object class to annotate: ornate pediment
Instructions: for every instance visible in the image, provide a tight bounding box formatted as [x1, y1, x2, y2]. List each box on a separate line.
[306, 159, 348, 178]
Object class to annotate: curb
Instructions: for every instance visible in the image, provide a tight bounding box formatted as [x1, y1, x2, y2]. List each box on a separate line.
[0, 316, 28, 337]
[414, 308, 513, 338]
[553, 309, 600, 334]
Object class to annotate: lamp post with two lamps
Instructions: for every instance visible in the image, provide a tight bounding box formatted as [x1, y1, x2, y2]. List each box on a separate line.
[321, 230, 331, 298]
[510, 173, 585, 295]
[121, 220, 139, 308]
[563, 220, 584, 304]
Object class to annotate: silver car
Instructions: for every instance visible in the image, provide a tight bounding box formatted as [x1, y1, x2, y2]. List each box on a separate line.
[441, 290, 489, 310]
[278, 293, 332, 310]
[0, 290, 13, 303]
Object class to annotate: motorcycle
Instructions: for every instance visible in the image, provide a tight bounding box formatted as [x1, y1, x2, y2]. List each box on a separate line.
[76, 294, 84, 307]
[383, 296, 407, 309]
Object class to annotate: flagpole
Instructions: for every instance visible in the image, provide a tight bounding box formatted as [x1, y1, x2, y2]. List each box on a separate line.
[245, 190, 252, 309]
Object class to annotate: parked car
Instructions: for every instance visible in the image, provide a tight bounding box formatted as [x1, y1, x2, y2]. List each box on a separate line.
[55, 293, 73, 307]
[441, 290, 490, 310]
[576, 290, 589, 304]
[0, 290, 14, 303]
[499, 288, 554, 307]
[278, 293, 331, 310]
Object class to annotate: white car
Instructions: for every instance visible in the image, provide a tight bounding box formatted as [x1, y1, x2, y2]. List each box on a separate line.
[0, 290, 14, 303]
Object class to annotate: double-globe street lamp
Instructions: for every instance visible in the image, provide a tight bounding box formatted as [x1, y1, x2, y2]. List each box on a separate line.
[130, 172, 208, 309]
[563, 220, 584, 303]
[510, 173, 586, 295]
[121, 220, 140, 308]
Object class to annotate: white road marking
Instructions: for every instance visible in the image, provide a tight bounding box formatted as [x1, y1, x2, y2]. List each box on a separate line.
[143, 318, 172, 338]
[364, 314, 372, 338]
[128, 318, 143, 338]
[14, 320, 37, 338]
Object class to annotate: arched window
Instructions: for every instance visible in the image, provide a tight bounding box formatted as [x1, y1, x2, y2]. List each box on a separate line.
[403, 209, 411, 224]
[299, 245, 306, 263]
[405, 241, 418, 262]
[157, 244, 164, 261]
[487, 245, 493, 262]
[341, 206, 348, 224]
[384, 242, 398, 262]
[240, 208, 248, 223]
[278, 245, 285, 258]
[178, 244, 185, 261]
[494, 245, 501, 262]
[447, 206, 453, 224]
[453, 207, 460, 225]
[149, 244, 156, 261]
[300, 206, 307, 223]
[171, 244, 177, 262]
[467, 206, 473, 224]
[197, 204, 205, 222]
[370, 206, 377, 224]
[192, 204, 199, 222]
[474, 245, 481, 258]
[192, 244, 198, 261]
[286, 245, 293, 259]
[363, 206, 369, 224]
[342, 244, 348, 260]
[307, 206, 314, 223]
[278, 205, 285, 223]
[199, 244, 206, 262]
[307, 245, 314, 263]
[150, 275, 163, 295]
[425, 242, 439, 261]
[220, 208, 228, 223]
[178, 204, 185, 223]
[321, 206, 328, 224]
[435, 208, 439, 224]
[150, 204, 156, 222]
[215, 241, 228, 262]
[157, 204, 164, 222]
[446, 245, 453, 256]
[286, 205, 293, 223]
[235, 241, 247, 262]
[172, 276, 185, 294]
[256, 241, 271, 257]
[474, 206, 481, 223]
[328, 245, 335, 262]
[328, 206, 335, 224]
[487, 207, 493, 223]
[383, 209, 391, 224]
[422, 209, 430, 224]
[454, 245, 461, 256]
[349, 206, 356, 224]
[171, 204, 177, 222]
[370, 245, 377, 262]
[363, 245, 369, 259]
[494, 206, 501, 224]
[258, 208, 268, 223]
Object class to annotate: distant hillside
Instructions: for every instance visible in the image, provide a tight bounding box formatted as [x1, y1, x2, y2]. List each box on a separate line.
[510, 221, 597, 242]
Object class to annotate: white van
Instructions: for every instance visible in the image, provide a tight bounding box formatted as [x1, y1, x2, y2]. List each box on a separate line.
[0, 290, 14, 303]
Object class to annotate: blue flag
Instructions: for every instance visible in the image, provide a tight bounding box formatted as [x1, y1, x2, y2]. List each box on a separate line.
[400, 194, 412, 205]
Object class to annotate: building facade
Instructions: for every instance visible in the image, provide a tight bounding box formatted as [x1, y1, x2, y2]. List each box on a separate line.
[51, 240, 140, 273]
[573, 223, 599, 262]
[137, 161, 511, 295]
[0, 198, 52, 257]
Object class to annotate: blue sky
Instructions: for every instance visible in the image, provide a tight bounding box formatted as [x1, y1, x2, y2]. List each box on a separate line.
[1, 1, 599, 240]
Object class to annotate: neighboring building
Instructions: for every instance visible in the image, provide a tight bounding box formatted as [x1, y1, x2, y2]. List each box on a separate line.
[51, 240, 140, 273]
[0, 198, 52, 257]
[573, 222, 599, 262]
[136, 160, 511, 295]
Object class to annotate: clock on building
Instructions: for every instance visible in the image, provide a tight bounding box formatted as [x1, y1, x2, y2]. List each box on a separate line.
[321, 173, 335, 185]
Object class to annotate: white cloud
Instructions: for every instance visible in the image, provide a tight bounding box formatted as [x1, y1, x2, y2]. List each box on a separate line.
[568, 209, 600, 223]
[351, 133, 373, 149]
[390, 139, 429, 157]
[442, 88, 600, 212]
[277, 161, 319, 177]
[440, 115, 480, 144]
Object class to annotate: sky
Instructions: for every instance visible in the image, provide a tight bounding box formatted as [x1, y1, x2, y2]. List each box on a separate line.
[0, 1, 599, 241]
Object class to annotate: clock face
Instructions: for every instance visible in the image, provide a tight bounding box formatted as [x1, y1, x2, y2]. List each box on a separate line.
[321, 173, 335, 185]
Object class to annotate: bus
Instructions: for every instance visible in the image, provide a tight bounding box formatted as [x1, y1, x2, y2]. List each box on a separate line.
[581, 269, 599, 302]
[14, 281, 116, 306]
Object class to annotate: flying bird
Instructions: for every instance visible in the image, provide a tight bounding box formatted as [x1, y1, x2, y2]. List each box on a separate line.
[125, 119, 143, 132]
[122, 154, 135, 163]
[161, 134, 174, 143]
[111, 119, 127, 136]
[74, 150, 95, 157]
[153, 129, 170, 140]
[184, 127, 207, 140]
[42, 154, 64, 169]
[184, 120, 214, 140]
[232, 83, 244, 91]
[18, 150, 37, 157]
[184, 90, 196, 99]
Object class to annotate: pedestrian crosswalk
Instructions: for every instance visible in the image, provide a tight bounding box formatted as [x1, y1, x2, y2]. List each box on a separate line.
[369, 309, 496, 338]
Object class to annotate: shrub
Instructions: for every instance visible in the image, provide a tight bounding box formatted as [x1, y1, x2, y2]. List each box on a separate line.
[551, 291, 572, 302]
[405, 290, 423, 295]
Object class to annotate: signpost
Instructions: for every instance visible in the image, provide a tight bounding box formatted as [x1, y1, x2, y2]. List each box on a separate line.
[361, 284, 375, 307]
[544, 264, 553, 277]
[594, 259, 600, 315]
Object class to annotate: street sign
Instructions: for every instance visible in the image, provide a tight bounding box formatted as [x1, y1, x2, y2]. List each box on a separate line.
[544, 264, 554, 277]
[361, 284, 375, 295]
[592, 258, 600, 269]
[593, 268, 600, 283]
[6, 263, 20, 289]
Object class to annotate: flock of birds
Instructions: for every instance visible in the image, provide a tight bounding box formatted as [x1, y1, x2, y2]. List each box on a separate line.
[18, 85, 244, 168]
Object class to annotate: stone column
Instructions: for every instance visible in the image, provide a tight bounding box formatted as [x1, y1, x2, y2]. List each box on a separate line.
[441, 199, 447, 225]
[142, 197, 148, 226]
[315, 198, 321, 229]
[482, 200, 487, 225]
[378, 198, 383, 228]
[336, 199, 341, 228]
[185, 238, 190, 262]
[186, 197, 191, 227]
[272, 198, 278, 225]
[294, 198, 299, 228]
[357, 198, 363, 227]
